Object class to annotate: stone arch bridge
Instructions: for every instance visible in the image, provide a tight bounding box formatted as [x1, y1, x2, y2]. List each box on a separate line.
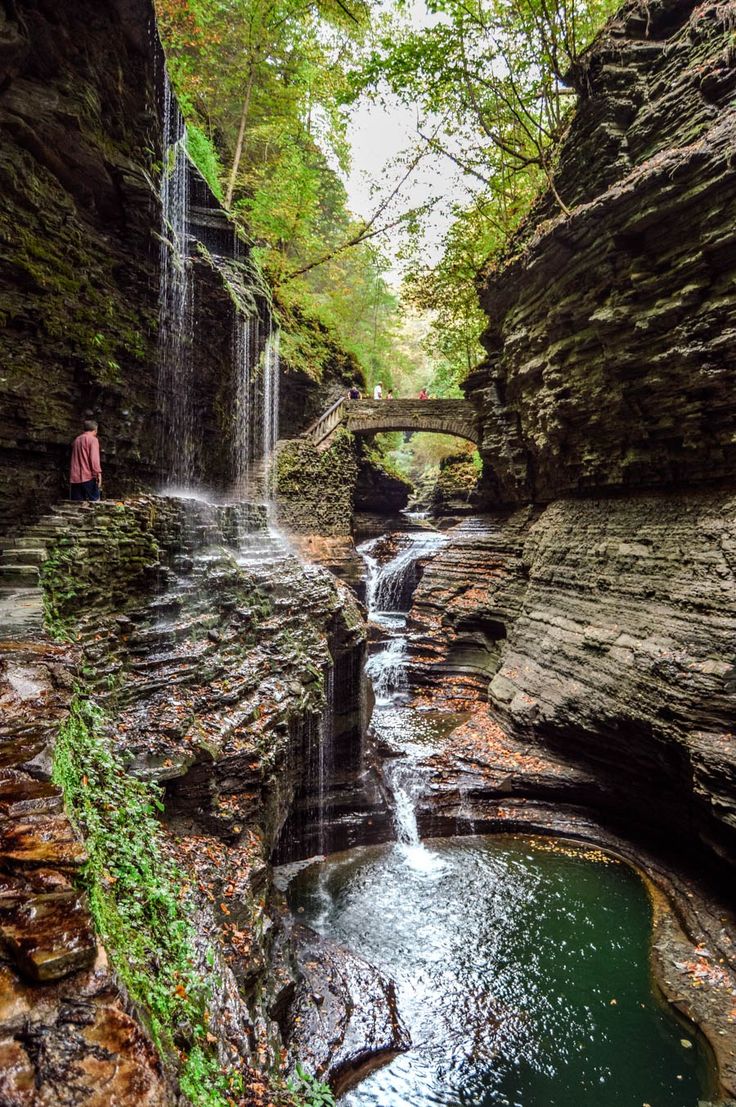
[305, 398, 480, 449]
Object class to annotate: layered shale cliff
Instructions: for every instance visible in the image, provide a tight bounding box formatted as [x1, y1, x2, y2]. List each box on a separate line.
[412, 0, 736, 880]
[465, 0, 736, 503]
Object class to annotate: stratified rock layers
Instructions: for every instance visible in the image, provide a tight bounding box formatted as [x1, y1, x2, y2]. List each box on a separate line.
[466, 0, 736, 502]
[410, 493, 736, 871]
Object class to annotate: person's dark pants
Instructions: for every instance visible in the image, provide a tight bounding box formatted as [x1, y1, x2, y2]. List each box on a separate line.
[70, 479, 100, 502]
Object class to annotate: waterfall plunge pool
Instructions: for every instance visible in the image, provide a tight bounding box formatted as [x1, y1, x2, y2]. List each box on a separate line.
[286, 835, 716, 1107]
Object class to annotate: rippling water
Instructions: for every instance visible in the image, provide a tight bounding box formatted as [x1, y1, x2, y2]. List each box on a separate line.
[288, 836, 715, 1107]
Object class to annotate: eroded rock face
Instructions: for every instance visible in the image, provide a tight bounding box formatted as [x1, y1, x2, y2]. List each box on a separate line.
[0, 631, 169, 1104]
[408, 494, 736, 873]
[0, 0, 288, 527]
[466, 0, 736, 503]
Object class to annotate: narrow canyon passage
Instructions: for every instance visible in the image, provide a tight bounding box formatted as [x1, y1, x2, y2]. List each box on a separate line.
[280, 525, 718, 1106]
[1, 0, 735, 1102]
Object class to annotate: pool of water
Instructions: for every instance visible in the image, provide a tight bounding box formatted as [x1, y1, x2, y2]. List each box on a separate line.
[287, 835, 715, 1107]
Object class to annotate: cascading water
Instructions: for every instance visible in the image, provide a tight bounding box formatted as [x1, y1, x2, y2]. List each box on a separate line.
[359, 527, 446, 862]
[360, 531, 446, 613]
[260, 325, 281, 503]
[158, 71, 194, 487]
[231, 311, 259, 498]
[316, 662, 335, 856]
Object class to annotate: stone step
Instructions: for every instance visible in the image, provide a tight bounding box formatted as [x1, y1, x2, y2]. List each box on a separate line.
[0, 548, 47, 566]
[0, 565, 40, 587]
[4, 537, 49, 551]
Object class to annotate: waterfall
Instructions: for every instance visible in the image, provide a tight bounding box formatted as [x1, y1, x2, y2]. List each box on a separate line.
[158, 71, 194, 487]
[261, 326, 281, 502]
[359, 528, 447, 868]
[365, 636, 408, 705]
[232, 312, 260, 497]
[359, 531, 446, 614]
[316, 662, 335, 856]
[383, 760, 421, 847]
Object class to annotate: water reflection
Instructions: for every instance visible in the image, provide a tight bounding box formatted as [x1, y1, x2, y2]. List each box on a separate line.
[288, 836, 715, 1107]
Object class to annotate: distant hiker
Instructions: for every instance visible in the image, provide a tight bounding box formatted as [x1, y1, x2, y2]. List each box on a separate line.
[348, 384, 361, 400]
[70, 420, 102, 501]
[373, 382, 383, 400]
[386, 389, 394, 399]
[418, 387, 429, 400]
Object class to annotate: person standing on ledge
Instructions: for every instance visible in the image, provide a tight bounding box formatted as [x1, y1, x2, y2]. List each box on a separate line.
[69, 419, 102, 502]
[373, 381, 383, 400]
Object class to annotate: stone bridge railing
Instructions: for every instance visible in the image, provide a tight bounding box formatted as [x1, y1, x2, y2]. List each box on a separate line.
[305, 398, 479, 448]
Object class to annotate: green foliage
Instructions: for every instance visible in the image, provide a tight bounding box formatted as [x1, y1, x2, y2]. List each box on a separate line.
[354, 0, 619, 389]
[52, 694, 234, 1105]
[40, 539, 79, 642]
[155, 0, 411, 386]
[287, 1063, 336, 1107]
[186, 123, 224, 201]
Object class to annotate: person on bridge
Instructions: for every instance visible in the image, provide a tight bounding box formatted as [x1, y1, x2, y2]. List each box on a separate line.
[70, 419, 102, 501]
[348, 384, 361, 400]
[373, 382, 383, 400]
[386, 389, 394, 399]
[418, 387, 429, 400]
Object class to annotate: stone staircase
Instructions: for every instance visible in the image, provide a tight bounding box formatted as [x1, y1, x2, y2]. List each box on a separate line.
[0, 502, 91, 588]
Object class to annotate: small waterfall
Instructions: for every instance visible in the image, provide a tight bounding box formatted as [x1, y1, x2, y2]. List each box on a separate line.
[232, 312, 260, 497]
[158, 71, 194, 486]
[365, 636, 408, 705]
[316, 662, 335, 856]
[260, 325, 281, 502]
[384, 760, 421, 847]
[359, 531, 446, 614]
[359, 530, 448, 868]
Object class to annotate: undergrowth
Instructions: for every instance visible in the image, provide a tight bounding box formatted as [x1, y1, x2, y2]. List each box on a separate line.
[54, 692, 334, 1107]
[53, 694, 237, 1104]
[40, 539, 79, 641]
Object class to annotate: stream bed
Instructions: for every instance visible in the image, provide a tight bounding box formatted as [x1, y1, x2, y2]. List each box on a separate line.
[286, 527, 718, 1106]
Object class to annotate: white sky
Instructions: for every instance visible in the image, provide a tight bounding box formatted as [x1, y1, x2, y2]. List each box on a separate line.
[341, 2, 469, 282]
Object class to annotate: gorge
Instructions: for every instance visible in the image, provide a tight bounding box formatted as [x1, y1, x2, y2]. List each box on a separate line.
[0, 0, 735, 1104]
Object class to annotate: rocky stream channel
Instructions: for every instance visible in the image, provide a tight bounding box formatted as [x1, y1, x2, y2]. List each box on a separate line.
[1, 0, 736, 1102]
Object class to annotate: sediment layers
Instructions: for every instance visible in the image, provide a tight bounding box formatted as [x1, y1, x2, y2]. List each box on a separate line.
[466, 0, 736, 503]
[408, 492, 736, 874]
[0, 498, 402, 1102]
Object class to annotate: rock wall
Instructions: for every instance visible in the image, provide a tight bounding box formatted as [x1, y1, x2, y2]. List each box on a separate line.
[466, 0, 736, 503]
[0, 495, 396, 1102]
[409, 491, 736, 874]
[0, 0, 291, 528]
[275, 432, 360, 537]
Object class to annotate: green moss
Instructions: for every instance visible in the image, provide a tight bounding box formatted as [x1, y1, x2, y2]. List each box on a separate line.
[53, 695, 225, 1098]
[276, 301, 363, 387]
[186, 125, 224, 203]
[40, 539, 81, 642]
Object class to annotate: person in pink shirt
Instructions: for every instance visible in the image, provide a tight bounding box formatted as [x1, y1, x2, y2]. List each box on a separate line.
[69, 420, 102, 501]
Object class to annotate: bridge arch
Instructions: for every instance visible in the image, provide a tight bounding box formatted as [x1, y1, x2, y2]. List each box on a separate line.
[307, 398, 480, 449]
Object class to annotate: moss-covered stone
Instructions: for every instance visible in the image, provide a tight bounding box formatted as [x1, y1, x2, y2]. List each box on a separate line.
[275, 430, 360, 535]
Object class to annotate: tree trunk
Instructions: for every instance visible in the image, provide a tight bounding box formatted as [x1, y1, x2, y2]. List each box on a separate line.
[225, 66, 255, 208]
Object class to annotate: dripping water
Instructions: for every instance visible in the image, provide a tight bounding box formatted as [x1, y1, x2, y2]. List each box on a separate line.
[158, 71, 194, 486]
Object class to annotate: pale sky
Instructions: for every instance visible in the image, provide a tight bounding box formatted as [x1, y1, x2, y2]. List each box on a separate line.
[341, 2, 468, 282]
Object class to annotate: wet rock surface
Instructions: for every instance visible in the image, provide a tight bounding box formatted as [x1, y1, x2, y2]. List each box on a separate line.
[0, 495, 384, 1099]
[279, 922, 409, 1094]
[408, 497, 736, 875]
[0, 624, 168, 1102]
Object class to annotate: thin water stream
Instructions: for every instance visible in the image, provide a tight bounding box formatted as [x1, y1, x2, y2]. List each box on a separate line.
[285, 525, 717, 1106]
